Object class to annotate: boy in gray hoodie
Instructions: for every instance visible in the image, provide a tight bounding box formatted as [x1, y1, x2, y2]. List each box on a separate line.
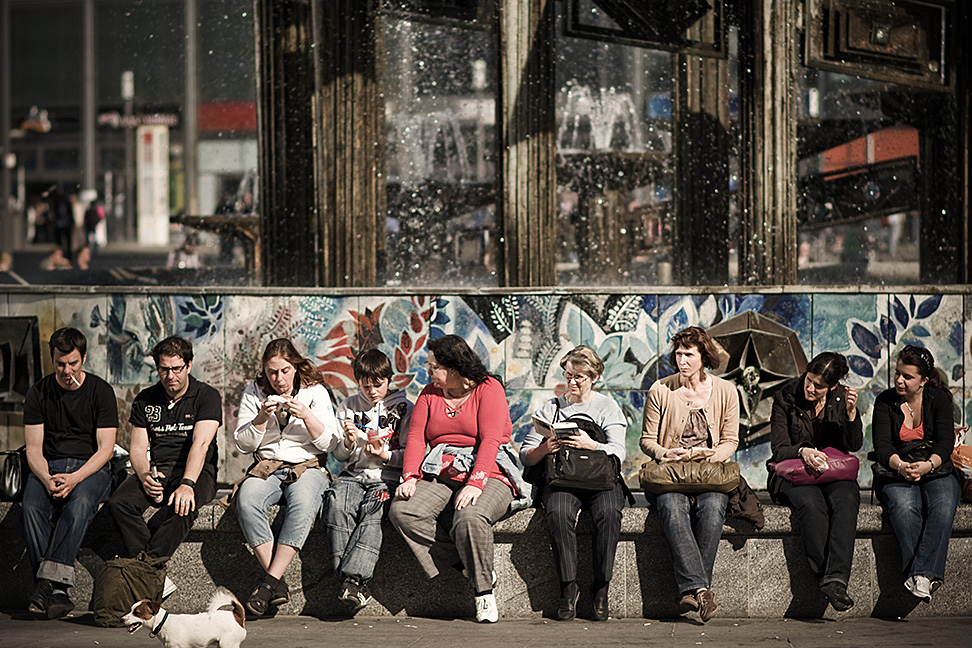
[327, 349, 412, 613]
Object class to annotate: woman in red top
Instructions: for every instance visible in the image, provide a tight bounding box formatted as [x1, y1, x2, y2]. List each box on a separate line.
[389, 335, 515, 623]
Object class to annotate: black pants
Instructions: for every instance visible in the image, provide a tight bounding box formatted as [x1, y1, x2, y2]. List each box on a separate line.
[779, 478, 860, 586]
[541, 482, 625, 584]
[108, 467, 217, 560]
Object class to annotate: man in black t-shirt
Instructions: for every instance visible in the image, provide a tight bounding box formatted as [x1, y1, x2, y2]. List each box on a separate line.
[108, 336, 221, 588]
[22, 327, 118, 619]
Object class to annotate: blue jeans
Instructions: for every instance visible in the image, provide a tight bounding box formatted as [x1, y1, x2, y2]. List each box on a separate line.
[324, 475, 390, 583]
[22, 458, 112, 586]
[235, 467, 328, 549]
[876, 474, 960, 581]
[648, 490, 728, 594]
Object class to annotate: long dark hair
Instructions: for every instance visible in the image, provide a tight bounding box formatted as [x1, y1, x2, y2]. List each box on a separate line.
[257, 338, 325, 394]
[427, 335, 490, 385]
[897, 345, 946, 391]
[805, 351, 849, 388]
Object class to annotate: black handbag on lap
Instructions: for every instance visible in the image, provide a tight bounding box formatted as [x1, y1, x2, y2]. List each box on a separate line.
[869, 440, 954, 482]
[538, 403, 620, 492]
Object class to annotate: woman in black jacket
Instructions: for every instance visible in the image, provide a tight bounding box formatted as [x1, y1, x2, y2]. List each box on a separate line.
[872, 345, 959, 602]
[768, 352, 862, 611]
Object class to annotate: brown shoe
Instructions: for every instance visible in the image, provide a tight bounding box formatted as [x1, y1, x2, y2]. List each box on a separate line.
[696, 588, 719, 623]
[678, 593, 700, 613]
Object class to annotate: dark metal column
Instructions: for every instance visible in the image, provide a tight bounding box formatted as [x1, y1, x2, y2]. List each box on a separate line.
[254, 0, 320, 285]
[672, 53, 730, 285]
[738, 0, 797, 284]
[184, 0, 199, 216]
[315, 0, 382, 287]
[0, 0, 11, 250]
[82, 0, 96, 199]
[498, 0, 556, 287]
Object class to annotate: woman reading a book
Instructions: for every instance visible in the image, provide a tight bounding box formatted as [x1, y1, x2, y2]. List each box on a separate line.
[519, 345, 627, 622]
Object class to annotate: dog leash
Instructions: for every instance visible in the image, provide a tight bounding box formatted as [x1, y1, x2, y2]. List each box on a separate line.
[150, 609, 169, 638]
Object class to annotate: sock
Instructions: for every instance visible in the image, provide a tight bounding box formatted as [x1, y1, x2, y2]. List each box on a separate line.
[475, 589, 493, 597]
[561, 580, 578, 600]
[593, 579, 609, 599]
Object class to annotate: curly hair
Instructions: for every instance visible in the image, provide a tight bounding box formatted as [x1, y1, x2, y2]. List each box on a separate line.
[257, 338, 325, 394]
[560, 345, 605, 380]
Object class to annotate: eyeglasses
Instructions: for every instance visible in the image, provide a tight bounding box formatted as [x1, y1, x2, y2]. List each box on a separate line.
[157, 364, 187, 376]
[563, 371, 591, 384]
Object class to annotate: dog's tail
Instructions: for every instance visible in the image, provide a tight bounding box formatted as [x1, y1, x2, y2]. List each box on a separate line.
[208, 586, 246, 628]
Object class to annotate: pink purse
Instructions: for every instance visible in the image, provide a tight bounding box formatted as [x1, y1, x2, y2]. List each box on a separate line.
[769, 447, 859, 486]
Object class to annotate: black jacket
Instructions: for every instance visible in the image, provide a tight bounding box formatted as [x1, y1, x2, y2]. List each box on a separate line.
[871, 384, 954, 469]
[766, 376, 863, 499]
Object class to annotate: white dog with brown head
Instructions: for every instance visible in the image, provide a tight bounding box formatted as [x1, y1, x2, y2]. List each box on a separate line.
[121, 586, 246, 648]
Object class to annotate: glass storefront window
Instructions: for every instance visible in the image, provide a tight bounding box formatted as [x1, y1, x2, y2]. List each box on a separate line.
[796, 69, 959, 284]
[379, 15, 498, 287]
[553, 5, 672, 286]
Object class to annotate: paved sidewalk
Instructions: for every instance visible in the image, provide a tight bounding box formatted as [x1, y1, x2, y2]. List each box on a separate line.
[1, 611, 968, 648]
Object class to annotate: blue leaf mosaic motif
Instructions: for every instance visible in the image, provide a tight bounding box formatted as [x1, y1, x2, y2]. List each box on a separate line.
[851, 323, 882, 359]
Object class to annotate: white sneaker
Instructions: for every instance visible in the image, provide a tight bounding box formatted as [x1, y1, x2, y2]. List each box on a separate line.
[912, 575, 932, 600]
[162, 575, 177, 600]
[475, 592, 498, 623]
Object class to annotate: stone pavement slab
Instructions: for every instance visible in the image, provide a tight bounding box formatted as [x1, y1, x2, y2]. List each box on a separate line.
[1, 612, 969, 648]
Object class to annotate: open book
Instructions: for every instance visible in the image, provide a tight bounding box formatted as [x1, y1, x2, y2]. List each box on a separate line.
[532, 415, 580, 439]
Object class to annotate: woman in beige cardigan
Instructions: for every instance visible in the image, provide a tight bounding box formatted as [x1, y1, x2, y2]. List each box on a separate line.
[641, 326, 739, 623]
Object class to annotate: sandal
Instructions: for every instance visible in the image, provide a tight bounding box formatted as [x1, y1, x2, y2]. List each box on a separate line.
[269, 576, 289, 606]
[246, 581, 274, 617]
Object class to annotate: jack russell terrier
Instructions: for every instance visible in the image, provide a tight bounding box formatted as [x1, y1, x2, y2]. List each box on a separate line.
[121, 586, 246, 648]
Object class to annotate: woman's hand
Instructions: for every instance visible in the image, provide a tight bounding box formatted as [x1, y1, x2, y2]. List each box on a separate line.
[543, 436, 562, 454]
[900, 460, 932, 482]
[253, 397, 279, 426]
[286, 397, 312, 421]
[559, 429, 597, 451]
[800, 447, 830, 472]
[662, 447, 690, 461]
[396, 477, 417, 500]
[844, 387, 858, 420]
[454, 484, 483, 510]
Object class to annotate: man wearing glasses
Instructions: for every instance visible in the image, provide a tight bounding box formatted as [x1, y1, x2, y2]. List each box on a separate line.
[108, 336, 222, 596]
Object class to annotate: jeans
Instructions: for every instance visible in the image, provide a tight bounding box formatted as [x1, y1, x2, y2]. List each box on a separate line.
[876, 473, 960, 581]
[108, 466, 217, 560]
[324, 476, 390, 583]
[779, 479, 860, 586]
[22, 458, 112, 586]
[235, 466, 328, 549]
[648, 490, 728, 594]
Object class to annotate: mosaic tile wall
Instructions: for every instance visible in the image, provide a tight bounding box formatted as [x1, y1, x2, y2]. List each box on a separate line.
[1, 290, 968, 489]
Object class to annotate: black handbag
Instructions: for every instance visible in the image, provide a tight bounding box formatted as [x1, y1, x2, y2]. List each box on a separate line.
[869, 440, 955, 482]
[540, 404, 620, 492]
[1, 446, 27, 502]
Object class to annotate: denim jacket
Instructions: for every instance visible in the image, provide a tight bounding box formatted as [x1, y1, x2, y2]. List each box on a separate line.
[420, 443, 534, 512]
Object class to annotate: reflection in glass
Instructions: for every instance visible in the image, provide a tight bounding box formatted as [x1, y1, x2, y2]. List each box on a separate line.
[379, 17, 497, 287]
[796, 69, 956, 284]
[555, 7, 673, 285]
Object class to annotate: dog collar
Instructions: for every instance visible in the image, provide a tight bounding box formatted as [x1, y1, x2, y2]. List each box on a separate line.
[150, 609, 169, 638]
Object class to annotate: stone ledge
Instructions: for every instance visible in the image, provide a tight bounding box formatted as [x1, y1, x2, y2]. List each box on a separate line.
[2, 500, 971, 619]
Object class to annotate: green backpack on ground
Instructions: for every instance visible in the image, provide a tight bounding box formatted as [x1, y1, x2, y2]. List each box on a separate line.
[91, 552, 167, 627]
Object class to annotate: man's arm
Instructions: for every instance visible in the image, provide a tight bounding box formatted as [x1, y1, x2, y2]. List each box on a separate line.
[129, 426, 164, 500]
[24, 423, 55, 495]
[168, 419, 219, 516]
[51, 427, 116, 499]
